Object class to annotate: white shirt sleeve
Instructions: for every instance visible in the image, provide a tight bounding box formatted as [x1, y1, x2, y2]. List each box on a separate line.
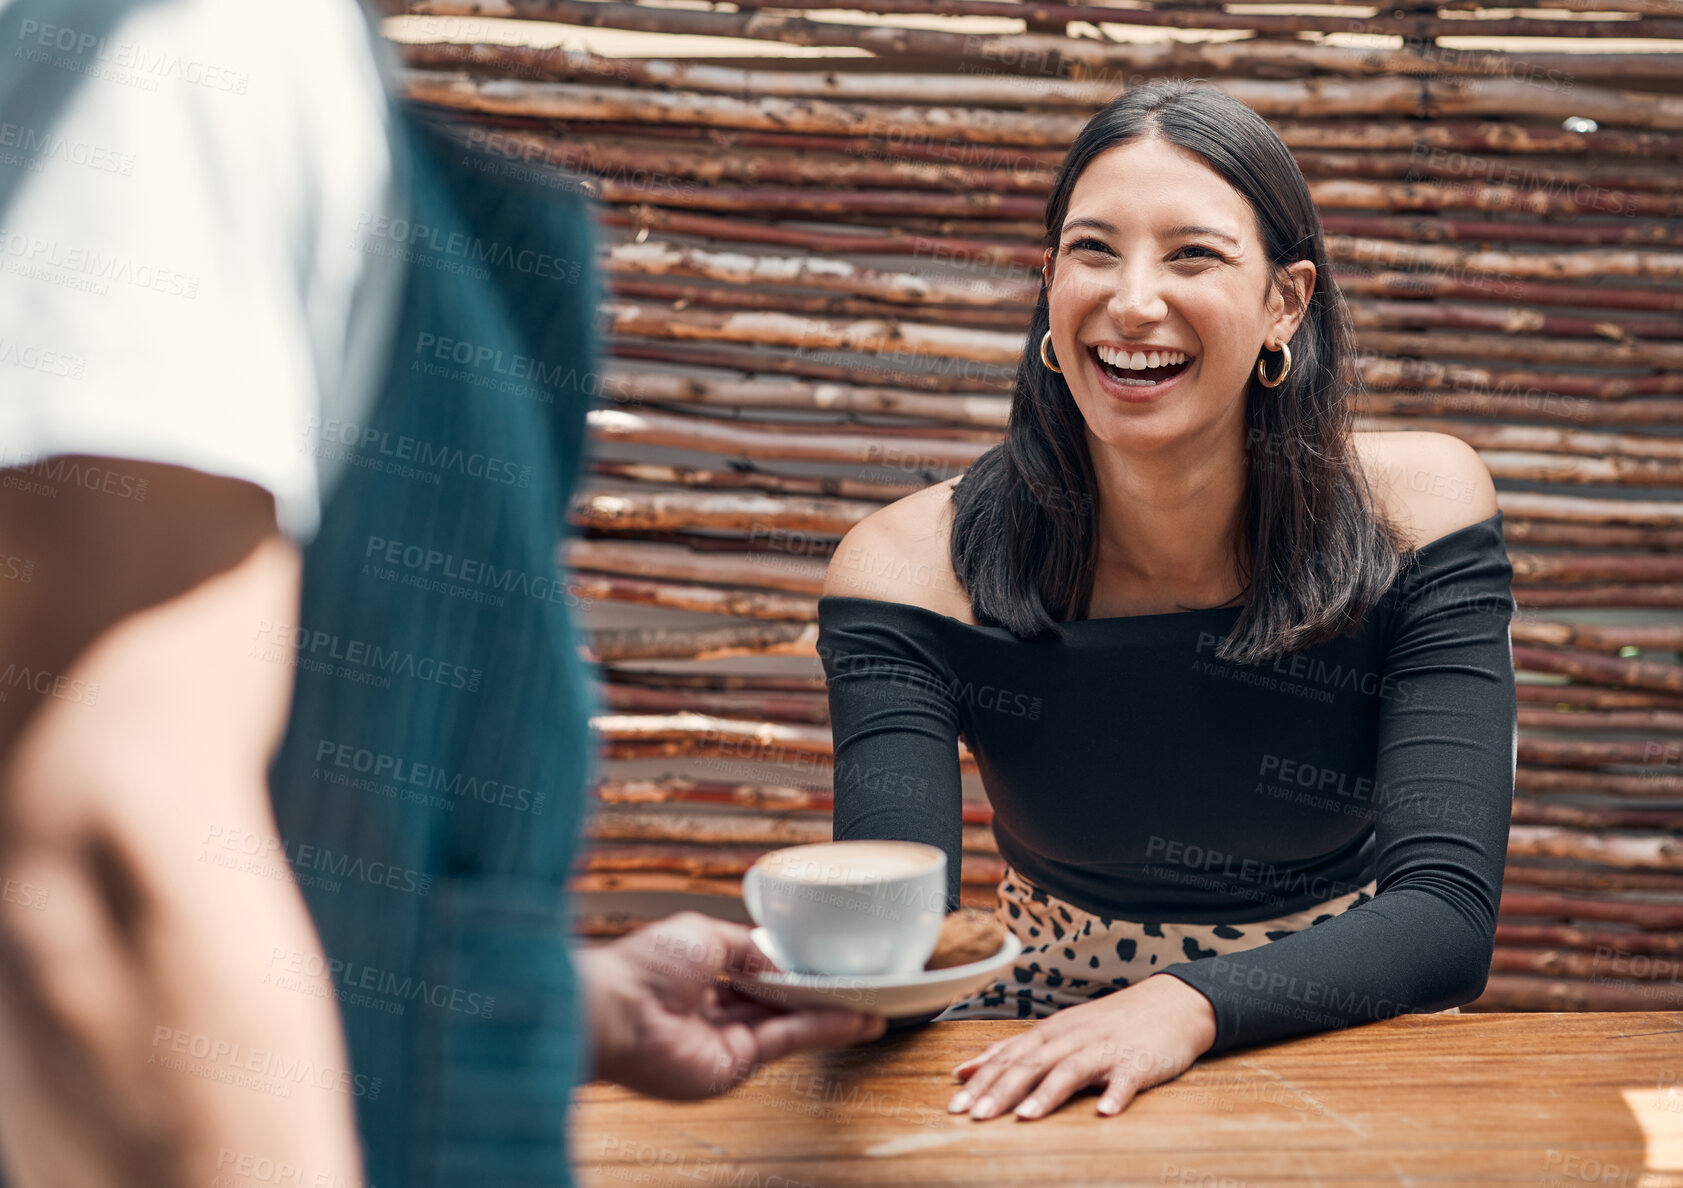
[0, 0, 403, 542]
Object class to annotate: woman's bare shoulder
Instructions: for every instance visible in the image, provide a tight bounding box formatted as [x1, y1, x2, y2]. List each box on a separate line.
[1353, 430, 1498, 551]
[821, 477, 976, 623]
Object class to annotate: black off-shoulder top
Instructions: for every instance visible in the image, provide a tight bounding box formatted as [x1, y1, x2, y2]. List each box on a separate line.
[816, 510, 1518, 1053]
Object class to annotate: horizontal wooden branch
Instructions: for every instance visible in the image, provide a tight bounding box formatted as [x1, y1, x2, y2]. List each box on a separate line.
[1512, 448, 1683, 490]
[1511, 553, 1683, 583]
[1518, 684, 1683, 711]
[1354, 329, 1683, 368]
[1518, 740, 1681, 770]
[1514, 644, 1683, 695]
[604, 238, 1035, 308]
[402, 41, 1117, 108]
[561, 114, 1683, 164]
[600, 300, 1023, 365]
[1518, 768, 1683, 798]
[1337, 269, 1683, 315]
[1498, 922, 1683, 956]
[607, 336, 1013, 396]
[600, 684, 830, 725]
[1500, 891, 1683, 930]
[586, 808, 997, 854]
[587, 406, 987, 469]
[403, 3, 1683, 87]
[1508, 825, 1683, 868]
[1487, 492, 1683, 527]
[698, 0, 1683, 45]
[1301, 152, 1679, 193]
[574, 483, 877, 535]
[1348, 301, 1683, 343]
[599, 367, 1012, 428]
[1488, 948, 1683, 984]
[571, 573, 820, 621]
[1473, 975, 1683, 1012]
[1520, 707, 1683, 735]
[607, 276, 1030, 331]
[586, 809, 830, 848]
[587, 458, 919, 503]
[1331, 238, 1683, 284]
[1362, 391, 1680, 429]
[569, 537, 828, 594]
[1325, 214, 1683, 250]
[1498, 859, 1683, 892]
[1512, 621, 1683, 652]
[600, 669, 826, 695]
[1358, 417, 1683, 463]
[1514, 798, 1683, 833]
[585, 619, 816, 663]
[571, 843, 1004, 884]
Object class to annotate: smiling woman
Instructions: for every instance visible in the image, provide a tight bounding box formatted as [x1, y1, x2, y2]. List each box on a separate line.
[819, 79, 1515, 1123]
[954, 78, 1404, 657]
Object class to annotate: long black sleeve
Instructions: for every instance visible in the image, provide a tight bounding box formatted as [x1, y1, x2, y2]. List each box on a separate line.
[1157, 518, 1518, 1053]
[818, 600, 968, 913]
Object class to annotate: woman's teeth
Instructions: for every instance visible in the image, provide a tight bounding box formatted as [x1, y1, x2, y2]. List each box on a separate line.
[1096, 346, 1187, 370]
[1091, 345, 1192, 387]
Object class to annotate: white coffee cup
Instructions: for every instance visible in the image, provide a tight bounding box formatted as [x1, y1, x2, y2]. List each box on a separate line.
[742, 840, 947, 977]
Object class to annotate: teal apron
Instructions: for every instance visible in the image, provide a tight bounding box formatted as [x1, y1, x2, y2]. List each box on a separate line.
[268, 106, 603, 1187]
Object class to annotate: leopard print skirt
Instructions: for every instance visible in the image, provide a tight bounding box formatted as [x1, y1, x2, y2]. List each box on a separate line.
[937, 864, 1460, 1021]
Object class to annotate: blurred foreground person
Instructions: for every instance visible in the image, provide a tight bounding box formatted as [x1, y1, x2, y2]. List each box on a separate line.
[0, 2, 882, 1186]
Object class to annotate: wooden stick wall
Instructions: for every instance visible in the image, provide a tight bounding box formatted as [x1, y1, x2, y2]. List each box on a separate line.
[395, 2, 1683, 1013]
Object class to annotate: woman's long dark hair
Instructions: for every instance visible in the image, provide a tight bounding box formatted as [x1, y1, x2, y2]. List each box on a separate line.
[948, 78, 1408, 664]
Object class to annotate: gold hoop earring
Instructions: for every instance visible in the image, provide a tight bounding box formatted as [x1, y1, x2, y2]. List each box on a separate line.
[1039, 329, 1062, 373]
[1256, 341, 1291, 388]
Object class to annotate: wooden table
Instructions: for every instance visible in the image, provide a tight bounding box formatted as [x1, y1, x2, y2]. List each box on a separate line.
[572, 1012, 1683, 1187]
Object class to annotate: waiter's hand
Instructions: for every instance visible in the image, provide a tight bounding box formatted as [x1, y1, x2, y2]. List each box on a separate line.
[580, 911, 888, 1099]
[948, 972, 1218, 1119]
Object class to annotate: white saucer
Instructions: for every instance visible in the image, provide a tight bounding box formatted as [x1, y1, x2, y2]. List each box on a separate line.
[731, 926, 1023, 1021]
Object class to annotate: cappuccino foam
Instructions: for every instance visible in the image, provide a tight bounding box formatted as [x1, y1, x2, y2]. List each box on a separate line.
[759, 841, 939, 886]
